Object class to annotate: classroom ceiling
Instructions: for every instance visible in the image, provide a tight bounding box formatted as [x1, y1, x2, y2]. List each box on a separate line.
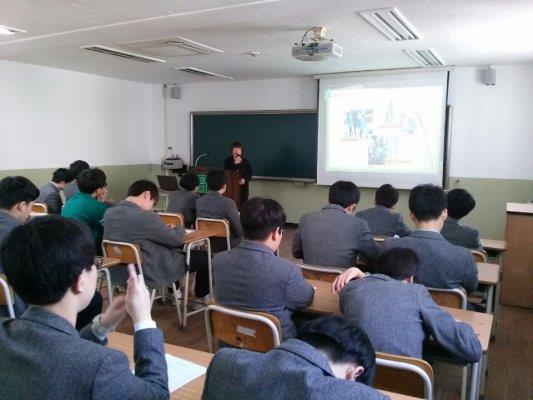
[1, 0, 533, 84]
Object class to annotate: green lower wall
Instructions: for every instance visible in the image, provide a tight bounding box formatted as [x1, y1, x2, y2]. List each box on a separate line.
[2, 165, 531, 240]
[250, 177, 533, 240]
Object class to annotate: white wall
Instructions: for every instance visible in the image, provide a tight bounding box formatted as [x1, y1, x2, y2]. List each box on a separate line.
[448, 64, 533, 180]
[166, 65, 533, 180]
[0, 60, 163, 170]
[165, 77, 317, 164]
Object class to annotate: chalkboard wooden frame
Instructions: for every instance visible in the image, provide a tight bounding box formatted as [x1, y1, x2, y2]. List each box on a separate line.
[190, 110, 318, 182]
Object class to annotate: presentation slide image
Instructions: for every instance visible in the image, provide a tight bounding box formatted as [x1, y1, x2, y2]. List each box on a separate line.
[324, 85, 444, 174]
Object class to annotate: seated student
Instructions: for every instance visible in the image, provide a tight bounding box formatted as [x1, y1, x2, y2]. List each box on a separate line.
[441, 188, 482, 250]
[201, 316, 388, 400]
[0, 176, 39, 317]
[356, 184, 412, 237]
[103, 180, 210, 299]
[382, 184, 478, 293]
[196, 167, 243, 249]
[64, 159, 89, 201]
[212, 197, 314, 339]
[0, 176, 103, 325]
[0, 216, 169, 399]
[336, 248, 482, 363]
[36, 168, 72, 215]
[292, 181, 379, 270]
[167, 173, 201, 227]
[62, 168, 110, 248]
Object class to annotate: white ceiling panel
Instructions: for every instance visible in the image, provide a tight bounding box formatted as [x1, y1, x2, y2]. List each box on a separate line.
[0, 0, 532, 84]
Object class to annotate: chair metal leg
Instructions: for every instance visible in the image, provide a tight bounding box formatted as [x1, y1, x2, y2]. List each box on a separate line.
[461, 365, 468, 400]
[469, 362, 479, 400]
[101, 268, 113, 305]
[171, 282, 182, 326]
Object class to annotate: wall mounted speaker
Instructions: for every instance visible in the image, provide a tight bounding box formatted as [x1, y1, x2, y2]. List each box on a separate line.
[170, 85, 181, 99]
[484, 67, 496, 86]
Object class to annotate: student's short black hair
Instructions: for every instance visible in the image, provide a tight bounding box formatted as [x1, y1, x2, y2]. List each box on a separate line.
[52, 168, 72, 184]
[297, 316, 376, 386]
[231, 142, 244, 150]
[127, 179, 159, 203]
[77, 168, 107, 194]
[329, 181, 360, 208]
[240, 197, 286, 241]
[69, 160, 90, 180]
[376, 247, 419, 281]
[0, 216, 95, 305]
[207, 168, 227, 191]
[408, 184, 447, 222]
[0, 176, 40, 210]
[180, 173, 200, 191]
[446, 189, 476, 220]
[375, 184, 399, 209]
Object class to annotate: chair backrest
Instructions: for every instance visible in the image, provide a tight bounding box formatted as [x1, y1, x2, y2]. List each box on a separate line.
[471, 249, 488, 263]
[374, 351, 434, 400]
[0, 274, 15, 318]
[295, 261, 344, 283]
[101, 240, 143, 274]
[196, 218, 231, 250]
[158, 212, 184, 227]
[32, 203, 48, 214]
[428, 287, 467, 309]
[205, 303, 282, 353]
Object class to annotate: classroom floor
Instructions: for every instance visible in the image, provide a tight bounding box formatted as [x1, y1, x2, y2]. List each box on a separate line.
[115, 227, 533, 400]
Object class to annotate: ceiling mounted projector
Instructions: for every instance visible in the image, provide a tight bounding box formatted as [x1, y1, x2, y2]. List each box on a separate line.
[292, 27, 343, 61]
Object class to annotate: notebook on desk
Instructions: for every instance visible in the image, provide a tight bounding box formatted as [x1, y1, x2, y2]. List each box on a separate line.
[157, 175, 179, 191]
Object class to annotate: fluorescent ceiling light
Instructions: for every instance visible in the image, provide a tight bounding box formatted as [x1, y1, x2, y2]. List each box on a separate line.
[0, 25, 26, 35]
[404, 49, 444, 67]
[359, 7, 420, 41]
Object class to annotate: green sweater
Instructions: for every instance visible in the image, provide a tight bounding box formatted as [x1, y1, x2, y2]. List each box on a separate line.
[62, 192, 109, 244]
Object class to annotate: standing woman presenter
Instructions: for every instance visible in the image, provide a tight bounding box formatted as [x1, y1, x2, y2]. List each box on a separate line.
[224, 142, 253, 205]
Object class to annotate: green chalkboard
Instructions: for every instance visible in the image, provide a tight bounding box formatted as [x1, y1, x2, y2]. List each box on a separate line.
[191, 111, 318, 181]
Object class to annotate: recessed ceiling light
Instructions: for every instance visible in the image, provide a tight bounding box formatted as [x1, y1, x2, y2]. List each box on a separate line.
[0, 25, 26, 35]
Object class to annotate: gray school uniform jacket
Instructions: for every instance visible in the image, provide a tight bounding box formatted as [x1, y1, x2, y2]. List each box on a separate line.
[340, 274, 482, 363]
[202, 339, 389, 400]
[103, 200, 187, 289]
[441, 217, 482, 250]
[0, 212, 27, 317]
[212, 241, 314, 339]
[0, 307, 169, 400]
[196, 190, 243, 248]
[36, 181, 63, 215]
[292, 204, 379, 269]
[382, 230, 478, 293]
[166, 188, 200, 228]
[355, 205, 412, 237]
[63, 180, 79, 201]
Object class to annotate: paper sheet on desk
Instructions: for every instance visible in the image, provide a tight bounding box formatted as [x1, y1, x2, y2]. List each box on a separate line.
[133, 353, 206, 392]
[165, 353, 207, 392]
[185, 229, 195, 234]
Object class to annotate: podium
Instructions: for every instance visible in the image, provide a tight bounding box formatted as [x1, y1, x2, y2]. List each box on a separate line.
[500, 203, 533, 308]
[189, 166, 242, 209]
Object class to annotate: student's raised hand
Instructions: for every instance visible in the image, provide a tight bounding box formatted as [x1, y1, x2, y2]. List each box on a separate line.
[125, 264, 152, 323]
[100, 295, 127, 329]
[332, 267, 366, 294]
[238, 178, 245, 185]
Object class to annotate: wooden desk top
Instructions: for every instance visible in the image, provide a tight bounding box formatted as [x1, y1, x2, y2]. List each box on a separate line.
[477, 262, 500, 285]
[108, 332, 212, 400]
[480, 238, 507, 252]
[184, 228, 218, 245]
[305, 279, 340, 315]
[101, 257, 121, 268]
[442, 307, 493, 352]
[108, 332, 418, 400]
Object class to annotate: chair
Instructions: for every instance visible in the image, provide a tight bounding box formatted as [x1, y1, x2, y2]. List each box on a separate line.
[0, 274, 15, 318]
[471, 249, 488, 263]
[428, 287, 468, 309]
[158, 212, 184, 227]
[102, 239, 184, 325]
[374, 352, 434, 400]
[32, 203, 48, 214]
[196, 218, 231, 251]
[205, 303, 282, 353]
[295, 261, 343, 283]
[427, 287, 470, 400]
